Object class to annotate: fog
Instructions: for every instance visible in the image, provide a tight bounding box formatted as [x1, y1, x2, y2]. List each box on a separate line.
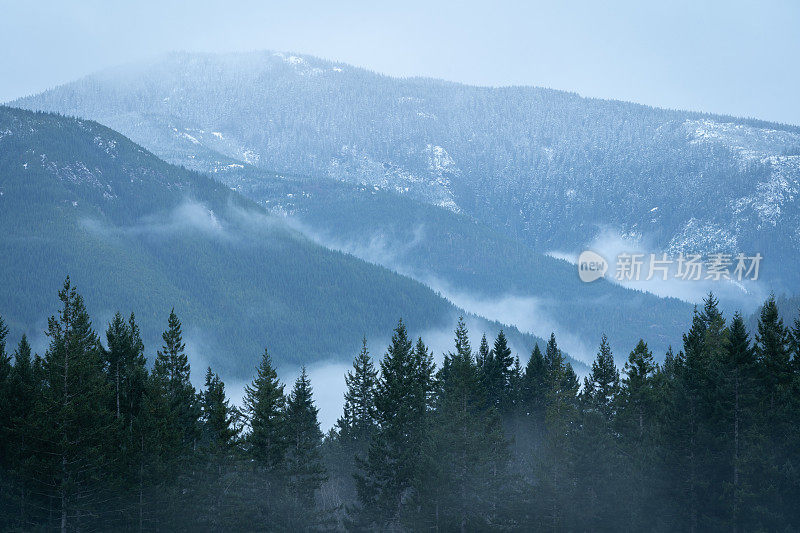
[284, 217, 596, 363]
[75, 200, 597, 431]
[81, 199, 227, 238]
[549, 227, 769, 314]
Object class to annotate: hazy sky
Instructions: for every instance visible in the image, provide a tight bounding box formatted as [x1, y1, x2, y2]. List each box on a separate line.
[1, 0, 798, 124]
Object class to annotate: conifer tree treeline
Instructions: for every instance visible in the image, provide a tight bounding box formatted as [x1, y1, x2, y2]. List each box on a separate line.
[0, 281, 799, 531]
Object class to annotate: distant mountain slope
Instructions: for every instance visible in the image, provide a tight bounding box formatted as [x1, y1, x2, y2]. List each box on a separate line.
[234, 169, 693, 360]
[11, 51, 800, 292]
[746, 293, 800, 336]
[0, 106, 563, 378]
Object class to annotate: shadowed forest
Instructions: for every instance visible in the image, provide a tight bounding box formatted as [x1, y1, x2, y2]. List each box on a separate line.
[1, 278, 799, 531]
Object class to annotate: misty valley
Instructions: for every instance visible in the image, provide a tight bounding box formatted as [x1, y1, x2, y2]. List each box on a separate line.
[1, 280, 798, 531]
[1, 10, 800, 531]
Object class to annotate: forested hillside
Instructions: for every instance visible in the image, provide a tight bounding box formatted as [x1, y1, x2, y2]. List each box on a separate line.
[0, 106, 554, 377]
[13, 51, 800, 291]
[243, 169, 693, 360]
[1, 283, 798, 531]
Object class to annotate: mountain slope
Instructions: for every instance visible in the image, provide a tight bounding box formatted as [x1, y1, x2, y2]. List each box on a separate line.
[0, 106, 563, 378]
[235, 169, 693, 360]
[11, 51, 800, 292]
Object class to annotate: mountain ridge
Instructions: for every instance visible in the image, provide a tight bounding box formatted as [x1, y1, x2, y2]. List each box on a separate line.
[13, 49, 800, 275]
[0, 104, 568, 377]
[10, 50, 797, 360]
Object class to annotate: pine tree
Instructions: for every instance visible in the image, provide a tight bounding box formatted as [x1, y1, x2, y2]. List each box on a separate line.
[581, 334, 620, 420]
[571, 335, 622, 531]
[723, 312, 758, 531]
[105, 312, 128, 420]
[476, 333, 490, 368]
[195, 367, 239, 528]
[534, 333, 579, 531]
[337, 337, 378, 446]
[284, 368, 326, 512]
[35, 278, 116, 531]
[663, 305, 707, 530]
[621, 339, 656, 436]
[139, 309, 199, 527]
[480, 329, 515, 414]
[103, 311, 149, 522]
[6, 335, 37, 528]
[244, 348, 285, 469]
[615, 338, 660, 529]
[355, 320, 434, 528]
[416, 318, 510, 530]
[753, 295, 794, 528]
[151, 308, 200, 453]
[332, 337, 379, 511]
[104, 312, 147, 428]
[791, 311, 800, 372]
[521, 343, 547, 420]
[200, 367, 237, 451]
[0, 316, 10, 450]
[755, 295, 791, 409]
[0, 315, 12, 526]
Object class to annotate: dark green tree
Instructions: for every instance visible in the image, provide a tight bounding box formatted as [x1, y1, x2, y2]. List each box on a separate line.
[355, 320, 434, 528]
[283, 368, 326, 512]
[244, 348, 286, 469]
[721, 312, 759, 531]
[480, 329, 515, 414]
[416, 318, 510, 530]
[535, 333, 579, 531]
[151, 308, 200, 452]
[581, 334, 620, 420]
[6, 335, 38, 527]
[104, 312, 147, 427]
[35, 278, 117, 530]
[195, 367, 239, 529]
[332, 337, 379, 510]
[520, 343, 547, 421]
[200, 367, 237, 451]
[337, 337, 378, 447]
[753, 295, 795, 528]
[0, 316, 12, 526]
[572, 335, 622, 530]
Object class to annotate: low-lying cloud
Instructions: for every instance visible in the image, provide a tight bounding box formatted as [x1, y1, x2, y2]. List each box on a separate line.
[82, 199, 227, 238]
[549, 227, 768, 313]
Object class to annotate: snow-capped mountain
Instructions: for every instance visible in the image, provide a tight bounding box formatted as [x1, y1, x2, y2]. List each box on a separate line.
[13, 51, 799, 292]
[9, 51, 800, 363]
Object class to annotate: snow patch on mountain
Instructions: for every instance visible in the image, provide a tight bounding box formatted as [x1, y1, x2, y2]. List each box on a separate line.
[272, 52, 324, 76]
[327, 144, 460, 212]
[94, 136, 118, 158]
[685, 119, 800, 160]
[731, 155, 800, 227]
[667, 218, 738, 255]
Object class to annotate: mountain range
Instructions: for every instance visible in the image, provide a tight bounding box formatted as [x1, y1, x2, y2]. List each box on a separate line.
[8, 50, 799, 365]
[0, 105, 555, 379]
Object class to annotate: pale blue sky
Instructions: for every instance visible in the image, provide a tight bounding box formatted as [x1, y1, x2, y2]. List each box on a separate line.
[1, 0, 798, 124]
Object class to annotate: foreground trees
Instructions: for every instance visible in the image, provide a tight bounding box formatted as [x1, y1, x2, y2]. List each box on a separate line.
[0, 281, 799, 531]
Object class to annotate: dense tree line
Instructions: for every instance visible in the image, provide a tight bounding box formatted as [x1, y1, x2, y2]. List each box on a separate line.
[1, 280, 799, 531]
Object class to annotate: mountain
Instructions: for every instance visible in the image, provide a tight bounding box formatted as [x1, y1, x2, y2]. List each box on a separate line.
[16, 51, 799, 360]
[11, 50, 800, 294]
[234, 169, 692, 360]
[0, 105, 564, 378]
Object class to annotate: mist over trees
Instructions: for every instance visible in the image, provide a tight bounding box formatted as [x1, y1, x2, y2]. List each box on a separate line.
[1, 280, 799, 531]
